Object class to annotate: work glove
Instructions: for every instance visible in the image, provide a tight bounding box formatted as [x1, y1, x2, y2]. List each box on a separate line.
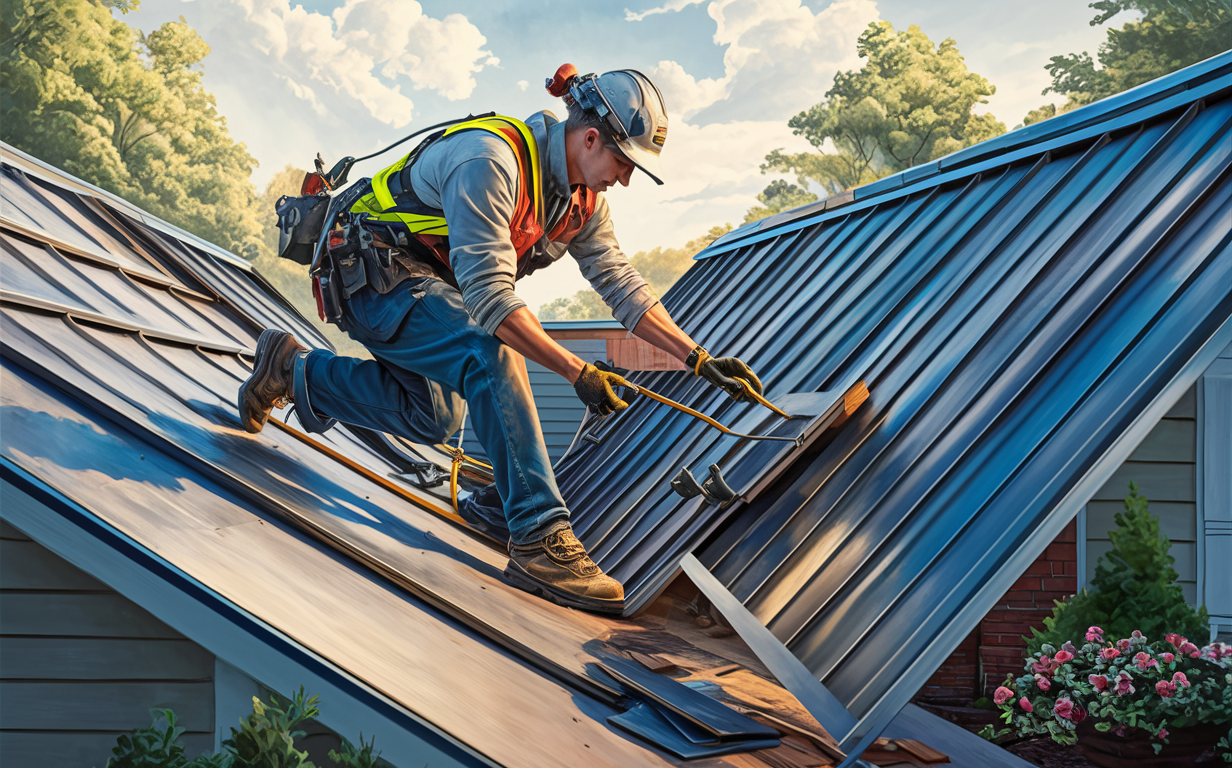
[573, 362, 638, 416]
[687, 345, 763, 402]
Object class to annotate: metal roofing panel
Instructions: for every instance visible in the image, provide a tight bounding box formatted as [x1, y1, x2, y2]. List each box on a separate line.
[704, 52, 1232, 260]
[556, 61, 1232, 745]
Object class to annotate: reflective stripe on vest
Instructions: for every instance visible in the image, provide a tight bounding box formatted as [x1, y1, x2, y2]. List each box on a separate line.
[352, 115, 555, 258]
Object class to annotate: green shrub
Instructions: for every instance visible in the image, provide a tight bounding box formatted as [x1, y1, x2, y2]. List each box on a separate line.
[1027, 482, 1209, 654]
[105, 688, 382, 768]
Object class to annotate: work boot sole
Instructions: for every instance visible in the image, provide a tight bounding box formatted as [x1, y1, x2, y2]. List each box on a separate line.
[502, 558, 625, 615]
[237, 329, 299, 434]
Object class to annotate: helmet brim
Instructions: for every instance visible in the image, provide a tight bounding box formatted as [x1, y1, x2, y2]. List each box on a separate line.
[613, 136, 664, 185]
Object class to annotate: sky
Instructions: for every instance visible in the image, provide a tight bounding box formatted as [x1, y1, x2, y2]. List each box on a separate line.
[124, 0, 1119, 313]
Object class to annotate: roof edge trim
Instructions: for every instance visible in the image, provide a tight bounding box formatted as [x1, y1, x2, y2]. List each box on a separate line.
[679, 554, 858, 740]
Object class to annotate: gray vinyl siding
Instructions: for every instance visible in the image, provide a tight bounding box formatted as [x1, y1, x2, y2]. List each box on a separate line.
[1084, 384, 1199, 605]
[0, 519, 215, 766]
[461, 339, 607, 463]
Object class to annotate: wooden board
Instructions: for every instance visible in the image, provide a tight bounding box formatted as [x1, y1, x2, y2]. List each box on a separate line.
[1, 368, 682, 768]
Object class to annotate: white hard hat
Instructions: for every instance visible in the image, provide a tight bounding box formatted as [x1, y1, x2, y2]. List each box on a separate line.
[549, 66, 669, 184]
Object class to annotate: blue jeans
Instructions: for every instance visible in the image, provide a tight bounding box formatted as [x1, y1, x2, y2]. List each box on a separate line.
[295, 276, 569, 545]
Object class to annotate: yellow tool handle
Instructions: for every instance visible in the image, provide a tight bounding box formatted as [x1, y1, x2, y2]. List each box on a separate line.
[732, 376, 791, 419]
[626, 383, 798, 444]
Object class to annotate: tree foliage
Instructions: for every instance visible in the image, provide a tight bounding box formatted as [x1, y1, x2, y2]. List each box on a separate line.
[763, 22, 1005, 198]
[1028, 483, 1210, 654]
[1, 0, 263, 257]
[743, 180, 818, 224]
[538, 224, 732, 321]
[1027, 0, 1230, 121]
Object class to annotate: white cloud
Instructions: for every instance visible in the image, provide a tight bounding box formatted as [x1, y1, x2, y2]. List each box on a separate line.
[625, 0, 705, 22]
[517, 80, 530, 91]
[234, 0, 495, 127]
[274, 73, 327, 116]
[643, 0, 878, 123]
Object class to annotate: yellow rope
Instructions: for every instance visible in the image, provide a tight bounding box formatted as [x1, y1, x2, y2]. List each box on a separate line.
[439, 446, 492, 511]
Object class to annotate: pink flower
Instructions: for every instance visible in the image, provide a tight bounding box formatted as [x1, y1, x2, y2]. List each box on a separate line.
[1061, 641, 1077, 655]
[1155, 680, 1176, 697]
[1054, 650, 1074, 664]
[1085, 626, 1104, 642]
[1131, 630, 1145, 641]
[994, 686, 1015, 705]
[1019, 697, 1033, 713]
[1053, 697, 1074, 720]
[1100, 647, 1121, 661]
[1116, 638, 1132, 652]
[1071, 706, 1087, 724]
[1172, 671, 1189, 687]
[1037, 677, 1051, 691]
[1089, 674, 1110, 692]
[1165, 633, 1183, 648]
[1178, 641, 1200, 658]
[1031, 654, 1059, 676]
[1161, 652, 1175, 664]
[1114, 671, 1135, 696]
[1134, 651, 1157, 670]
[1157, 728, 1168, 739]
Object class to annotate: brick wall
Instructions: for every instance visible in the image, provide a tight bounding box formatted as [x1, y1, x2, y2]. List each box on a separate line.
[913, 519, 1078, 704]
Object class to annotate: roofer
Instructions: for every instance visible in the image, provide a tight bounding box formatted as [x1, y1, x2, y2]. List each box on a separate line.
[238, 65, 764, 614]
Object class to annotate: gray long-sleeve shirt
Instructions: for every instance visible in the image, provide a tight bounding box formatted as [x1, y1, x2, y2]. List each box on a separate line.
[406, 111, 660, 335]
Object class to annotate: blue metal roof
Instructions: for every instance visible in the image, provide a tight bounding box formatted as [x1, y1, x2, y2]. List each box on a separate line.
[557, 52, 1232, 748]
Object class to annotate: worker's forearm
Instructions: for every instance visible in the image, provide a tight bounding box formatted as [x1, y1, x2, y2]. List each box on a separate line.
[632, 303, 698, 363]
[494, 307, 587, 383]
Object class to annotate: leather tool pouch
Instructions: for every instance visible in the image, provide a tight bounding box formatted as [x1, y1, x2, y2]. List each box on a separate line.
[275, 194, 329, 265]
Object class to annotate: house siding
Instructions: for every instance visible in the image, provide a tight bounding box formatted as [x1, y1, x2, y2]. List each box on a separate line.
[0, 520, 215, 766]
[1084, 384, 1199, 605]
[917, 382, 1206, 705]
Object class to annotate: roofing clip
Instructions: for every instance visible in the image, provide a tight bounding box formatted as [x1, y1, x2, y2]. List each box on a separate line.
[671, 464, 739, 506]
[391, 461, 448, 489]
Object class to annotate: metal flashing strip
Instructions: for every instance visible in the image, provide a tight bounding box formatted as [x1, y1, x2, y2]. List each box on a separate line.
[679, 555, 857, 740]
[700, 60, 1231, 260]
[0, 460, 493, 768]
[0, 289, 250, 355]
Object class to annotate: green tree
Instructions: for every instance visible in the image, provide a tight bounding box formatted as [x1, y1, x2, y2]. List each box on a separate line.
[763, 22, 1005, 199]
[1027, 482, 1209, 654]
[537, 224, 732, 321]
[743, 180, 818, 224]
[1026, 0, 1231, 123]
[1, 0, 263, 257]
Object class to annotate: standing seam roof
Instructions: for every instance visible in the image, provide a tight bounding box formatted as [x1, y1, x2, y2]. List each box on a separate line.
[557, 53, 1232, 746]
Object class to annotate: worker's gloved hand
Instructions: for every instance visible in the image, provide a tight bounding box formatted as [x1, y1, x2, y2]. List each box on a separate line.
[573, 362, 636, 416]
[687, 345, 763, 402]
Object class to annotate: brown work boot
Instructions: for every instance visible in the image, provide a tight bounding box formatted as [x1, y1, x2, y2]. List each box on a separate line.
[237, 329, 305, 433]
[504, 525, 625, 614]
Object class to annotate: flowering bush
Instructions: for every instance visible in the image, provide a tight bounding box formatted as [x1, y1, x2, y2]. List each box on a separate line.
[1027, 483, 1209, 655]
[993, 628, 1232, 754]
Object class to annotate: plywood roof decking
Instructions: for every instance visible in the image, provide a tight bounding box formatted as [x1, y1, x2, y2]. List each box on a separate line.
[0, 146, 851, 767]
